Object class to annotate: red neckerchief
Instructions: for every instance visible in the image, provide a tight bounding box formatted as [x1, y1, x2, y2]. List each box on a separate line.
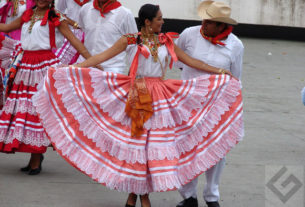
[21, 9, 61, 49]
[200, 25, 233, 46]
[93, 0, 121, 18]
[74, 0, 90, 6]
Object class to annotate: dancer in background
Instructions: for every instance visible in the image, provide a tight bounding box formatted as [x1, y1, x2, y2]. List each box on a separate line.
[55, 0, 92, 64]
[176, 2, 244, 207]
[77, 0, 137, 74]
[33, 4, 243, 207]
[0, 0, 92, 175]
[0, 0, 35, 40]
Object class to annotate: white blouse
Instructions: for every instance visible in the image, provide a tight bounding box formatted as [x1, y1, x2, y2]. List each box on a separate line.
[126, 36, 171, 78]
[56, 0, 92, 22]
[177, 26, 244, 80]
[77, 3, 137, 73]
[20, 11, 65, 51]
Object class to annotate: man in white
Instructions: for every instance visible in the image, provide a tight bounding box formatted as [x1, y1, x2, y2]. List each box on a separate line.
[176, 1, 244, 207]
[77, 0, 138, 74]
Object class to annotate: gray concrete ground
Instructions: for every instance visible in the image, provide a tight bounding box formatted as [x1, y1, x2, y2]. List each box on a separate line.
[0, 37, 305, 207]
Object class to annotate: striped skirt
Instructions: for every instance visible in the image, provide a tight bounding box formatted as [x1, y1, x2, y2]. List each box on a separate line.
[55, 28, 84, 65]
[0, 50, 60, 153]
[33, 66, 244, 194]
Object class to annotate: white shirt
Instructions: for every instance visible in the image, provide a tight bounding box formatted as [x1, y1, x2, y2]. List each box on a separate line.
[77, 3, 138, 73]
[0, 0, 26, 24]
[177, 26, 244, 80]
[21, 12, 65, 51]
[56, 0, 92, 22]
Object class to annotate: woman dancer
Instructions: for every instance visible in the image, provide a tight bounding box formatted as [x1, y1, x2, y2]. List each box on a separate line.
[0, 0, 35, 40]
[33, 4, 244, 206]
[0, 0, 92, 175]
[55, 0, 92, 65]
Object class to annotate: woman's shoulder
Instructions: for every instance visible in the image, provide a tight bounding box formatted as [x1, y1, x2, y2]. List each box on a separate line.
[123, 33, 140, 45]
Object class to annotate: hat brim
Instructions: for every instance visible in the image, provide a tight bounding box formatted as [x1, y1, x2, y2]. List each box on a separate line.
[197, 1, 238, 25]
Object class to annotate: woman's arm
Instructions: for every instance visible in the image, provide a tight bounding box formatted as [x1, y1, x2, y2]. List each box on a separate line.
[174, 43, 232, 76]
[74, 36, 128, 68]
[58, 20, 90, 59]
[0, 17, 22, 33]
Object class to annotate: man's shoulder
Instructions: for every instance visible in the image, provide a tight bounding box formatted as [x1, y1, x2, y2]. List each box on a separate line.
[181, 25, 201, 35]
[228, 33, 244, 49]
[80, 2, 93, 13]
[115, 6, 134, 17]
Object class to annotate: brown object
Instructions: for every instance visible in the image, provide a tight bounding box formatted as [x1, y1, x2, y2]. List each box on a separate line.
[197, 1, 237, 25]
[125, 78, 153, 137]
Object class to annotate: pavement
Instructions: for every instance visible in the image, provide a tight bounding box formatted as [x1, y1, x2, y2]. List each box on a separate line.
[0, 37, 305, 207]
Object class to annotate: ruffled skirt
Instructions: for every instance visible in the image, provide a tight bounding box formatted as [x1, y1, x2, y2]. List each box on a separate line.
[55, 28, 84, 65]
[33, 66, 244, 194]
[0, 50, 60, 153]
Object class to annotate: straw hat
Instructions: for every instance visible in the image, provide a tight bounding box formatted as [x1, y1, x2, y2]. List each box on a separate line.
[197, 1, 237, 25]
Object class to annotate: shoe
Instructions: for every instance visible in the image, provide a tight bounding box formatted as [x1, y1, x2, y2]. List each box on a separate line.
[206, 201, 220, 207]
[20, 164, 31, 172]
[176, 197, 198, 207]
[28, 154, 44, 175]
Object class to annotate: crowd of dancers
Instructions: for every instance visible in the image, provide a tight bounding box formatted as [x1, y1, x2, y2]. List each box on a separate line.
[0, 1, 244, 207]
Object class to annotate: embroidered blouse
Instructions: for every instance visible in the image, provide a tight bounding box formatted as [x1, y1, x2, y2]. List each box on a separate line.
[124, 32, 178, 80]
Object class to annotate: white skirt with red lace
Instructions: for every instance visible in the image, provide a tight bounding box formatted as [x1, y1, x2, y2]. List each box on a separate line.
[33, 66, 244, 194]
[0, 50, 60, 153]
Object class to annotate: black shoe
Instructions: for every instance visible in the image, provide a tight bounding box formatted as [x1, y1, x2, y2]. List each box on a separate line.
[176, 197, 198, 207]
[206, 201, 220, 207]
[28, 154, 44, 175]
[28, 167, 41, 175]
[125, 205, 135, 207]
[20, 164, 31, 172]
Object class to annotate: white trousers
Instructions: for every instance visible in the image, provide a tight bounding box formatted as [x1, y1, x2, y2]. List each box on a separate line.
[178, 158, 226, 202]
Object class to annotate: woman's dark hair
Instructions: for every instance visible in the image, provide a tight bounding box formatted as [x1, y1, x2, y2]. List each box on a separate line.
[138, 4, 160, 28]
[32, 0, 59, 21]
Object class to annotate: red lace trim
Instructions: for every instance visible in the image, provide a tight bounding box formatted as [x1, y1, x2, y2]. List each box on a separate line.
[74, 0, 90, 6]
[93, 0, 121, 18]
[200, 26, 233, 46]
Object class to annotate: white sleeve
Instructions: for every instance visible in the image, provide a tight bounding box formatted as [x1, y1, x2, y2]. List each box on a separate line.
[78, 7, 85, 29]
[302, 87, 305, 105]
[175, 29, 189, 69]
[230, 44, 244, 80]
[56, 0, 67, 14]
[122, 12, 138, 34]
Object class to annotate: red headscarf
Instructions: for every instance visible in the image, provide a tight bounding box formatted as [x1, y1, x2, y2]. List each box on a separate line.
[93, 0, 121, 18]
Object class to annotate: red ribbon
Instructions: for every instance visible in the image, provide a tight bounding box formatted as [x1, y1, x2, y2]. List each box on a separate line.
[93, 0, 121, 18]
[129, 44, 150, 85]
[158, 32, 179, 69]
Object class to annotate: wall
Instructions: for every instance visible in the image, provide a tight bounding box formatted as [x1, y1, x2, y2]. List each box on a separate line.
[120, 0, 305, 28]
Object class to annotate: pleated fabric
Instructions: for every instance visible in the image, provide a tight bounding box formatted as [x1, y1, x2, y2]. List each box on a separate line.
[33, 66, 243, 194]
